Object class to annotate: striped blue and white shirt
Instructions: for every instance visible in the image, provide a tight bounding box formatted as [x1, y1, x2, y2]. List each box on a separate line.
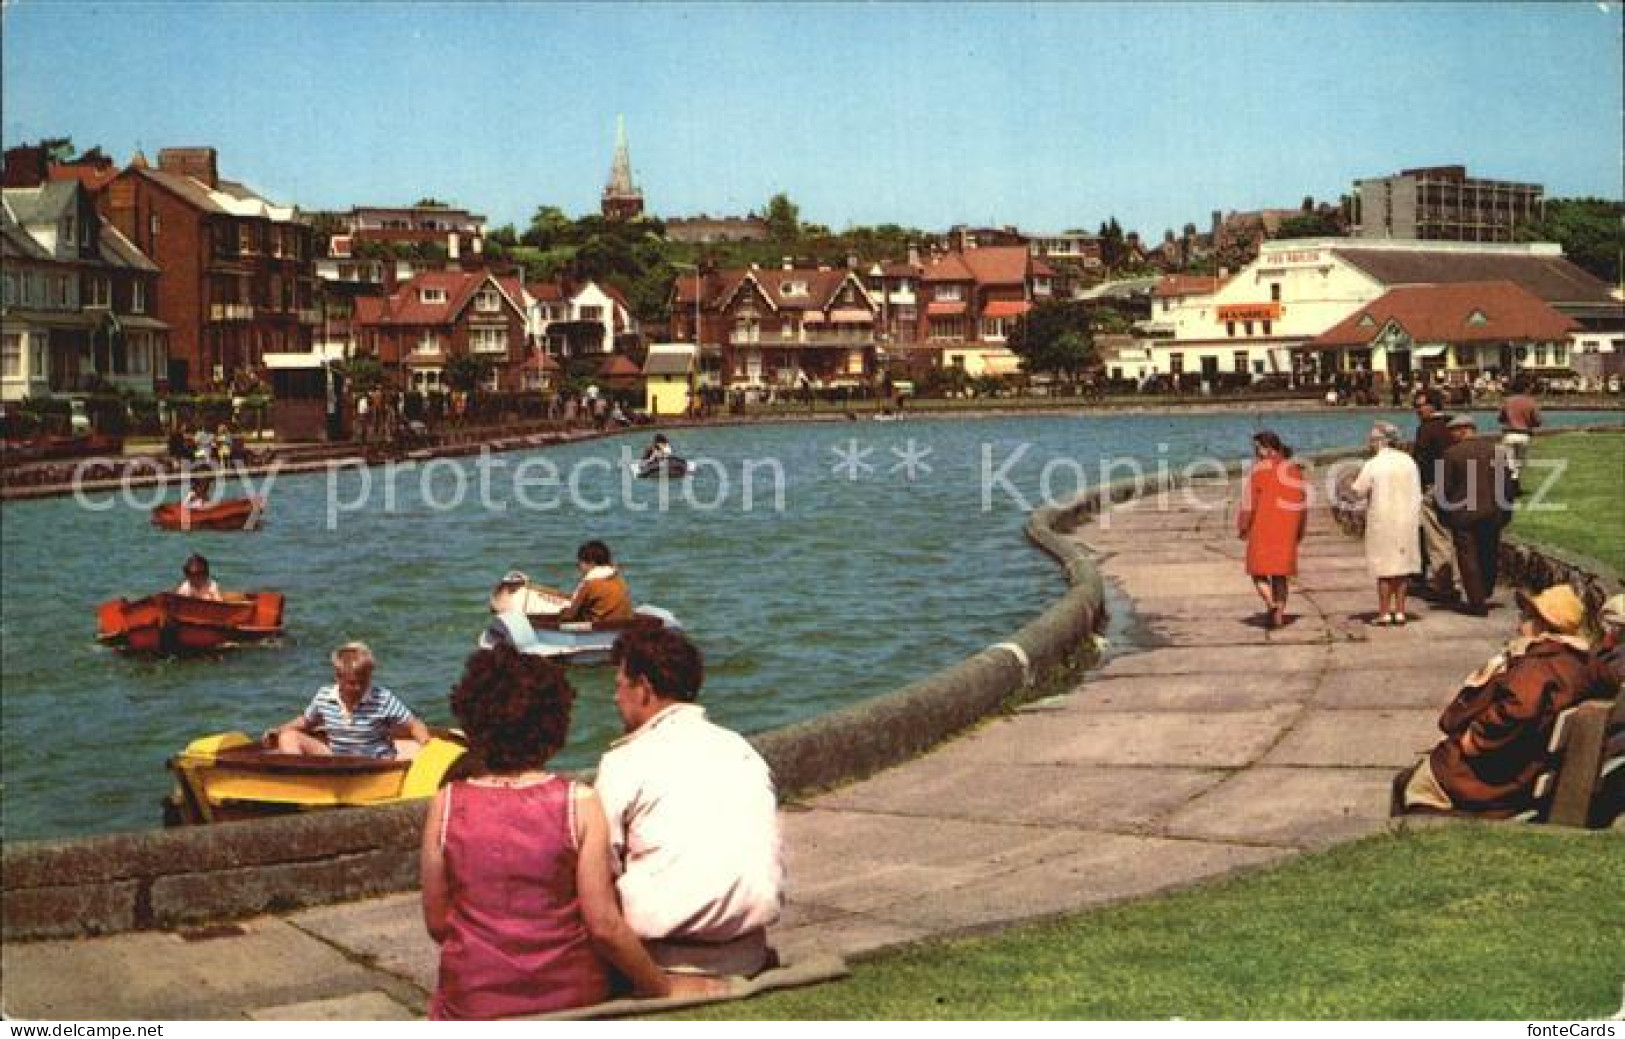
[301, 684, 415, 759]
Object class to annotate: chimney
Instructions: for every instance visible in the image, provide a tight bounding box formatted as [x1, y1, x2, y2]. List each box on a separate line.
[157, 147, 218, 188]
[846, 254, 858, 270]
[782, 256, 793, 270]
[2, 145, 48, 187]
[907, 245, 920, 268]
[448, 231, 460, 262]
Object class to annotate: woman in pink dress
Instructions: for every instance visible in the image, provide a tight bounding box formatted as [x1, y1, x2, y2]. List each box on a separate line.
[1236, 431, 1308, 629]
[421, 645, 720, 1020]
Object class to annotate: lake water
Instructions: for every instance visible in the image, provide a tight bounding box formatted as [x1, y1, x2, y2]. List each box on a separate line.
[0, 409, 1600, 840]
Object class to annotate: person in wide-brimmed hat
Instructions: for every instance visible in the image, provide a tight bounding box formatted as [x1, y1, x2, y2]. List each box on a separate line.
[1396, 584, 1613, 817]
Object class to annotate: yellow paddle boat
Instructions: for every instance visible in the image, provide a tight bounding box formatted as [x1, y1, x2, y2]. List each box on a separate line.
[164, 729, 470, 825]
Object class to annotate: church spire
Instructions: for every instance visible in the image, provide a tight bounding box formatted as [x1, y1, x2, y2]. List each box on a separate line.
[601, 115, 645, 221]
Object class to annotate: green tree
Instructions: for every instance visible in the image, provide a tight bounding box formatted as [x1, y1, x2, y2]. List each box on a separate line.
[488, 224, 519, 247]
[338, 355, 385, 394]
[523, 206, 574, 249]
[1098, 218, 1126, 270]
[415, 196, 447, 208]
[1276, 212, 1345, 238]
[444, 355, 492, 395]
[1517, 198, 1623, 284]
[1007, 301, 1100, 385]
[765, 193, 801, 241]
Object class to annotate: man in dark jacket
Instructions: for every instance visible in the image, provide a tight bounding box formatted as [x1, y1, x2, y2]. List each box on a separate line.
[1411, 388, 1458, 600]
[1400, 585, 1611, 815]
[1438, 415, 1511, 615]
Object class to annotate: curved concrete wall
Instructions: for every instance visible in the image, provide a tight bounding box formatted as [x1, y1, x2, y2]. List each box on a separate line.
[2, 478, 1120, 940]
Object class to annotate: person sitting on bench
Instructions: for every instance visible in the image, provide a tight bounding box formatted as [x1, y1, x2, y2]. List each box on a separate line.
[1398, 585, 1613, 816]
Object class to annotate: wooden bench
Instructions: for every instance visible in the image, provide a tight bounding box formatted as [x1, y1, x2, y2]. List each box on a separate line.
[1531, 696, 1623, 828]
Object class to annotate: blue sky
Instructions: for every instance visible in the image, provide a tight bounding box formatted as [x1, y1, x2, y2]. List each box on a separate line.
[3, 2, 1620, 237]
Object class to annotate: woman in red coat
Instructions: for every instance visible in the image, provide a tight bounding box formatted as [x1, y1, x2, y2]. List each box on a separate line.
[1237, 431, 1307, 628]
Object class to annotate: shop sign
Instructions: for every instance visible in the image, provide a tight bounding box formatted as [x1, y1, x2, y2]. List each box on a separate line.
[1216, 302, 1281, 322]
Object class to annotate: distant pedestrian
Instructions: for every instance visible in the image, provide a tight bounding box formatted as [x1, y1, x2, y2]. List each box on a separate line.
[1497, 375, 1542, 495]
[1410, 388, 1459, 602]
[1237, 431, 1307, 629]
[1438, 415, 1512, 616]
[1345, 421, 1422, 625]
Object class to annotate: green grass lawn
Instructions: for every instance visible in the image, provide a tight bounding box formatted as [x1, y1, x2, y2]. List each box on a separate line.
[671, 824, 1624, 1020]
[1514, 431, 1625, 575]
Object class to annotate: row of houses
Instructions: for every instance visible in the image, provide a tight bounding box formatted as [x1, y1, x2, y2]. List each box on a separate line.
[668, 245, 1057, 388]
[1109, 238, 1622, 388]
[344, 269, 634, 394]
[2, 179, 168, 402]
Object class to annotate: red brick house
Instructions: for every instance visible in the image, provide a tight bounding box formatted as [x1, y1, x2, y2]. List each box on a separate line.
[98, 148, 316, 392]
[672, 263, 879, 389]
[919, 246, 1054, 375]
[354, 270, 529, 392]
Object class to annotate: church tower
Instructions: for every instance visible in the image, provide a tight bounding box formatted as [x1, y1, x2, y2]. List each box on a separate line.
[600, 115, 645, 221]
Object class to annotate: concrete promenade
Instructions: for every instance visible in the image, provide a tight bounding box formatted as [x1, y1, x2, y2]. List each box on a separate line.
[2, 476, 1504, 1020]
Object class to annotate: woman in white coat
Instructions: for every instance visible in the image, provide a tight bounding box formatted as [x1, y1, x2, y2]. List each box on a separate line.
[1347, 421, 1423, 625]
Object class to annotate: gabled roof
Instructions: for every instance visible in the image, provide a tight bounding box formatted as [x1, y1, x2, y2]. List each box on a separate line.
[1312, 281, 1578, 348]
[3, 180, 81, 226]
[643, 350, 695, 375]
[1154, 274, 1225, 299]
[921, 251, 975, 282]
[357, 270, 524, 327]
[126, 167, 298, 222]
[527, 280, 567, 302]
[0, 201, 53, 261]
[598, 353, 643, 378]
[1330, 247, 1613, 305]
[921, 245, 1036, 286]
[99, 224, 160, 272]
[962, 246, 1036, 286]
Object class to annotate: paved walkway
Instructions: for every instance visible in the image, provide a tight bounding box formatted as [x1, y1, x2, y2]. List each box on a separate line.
[2, 477, 1510, 1020]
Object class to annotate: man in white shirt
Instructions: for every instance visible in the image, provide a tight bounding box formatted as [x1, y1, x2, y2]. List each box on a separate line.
[595, 629, 784, 977]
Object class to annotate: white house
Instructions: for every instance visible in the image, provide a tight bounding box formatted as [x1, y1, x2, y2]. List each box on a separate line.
[524, 278, 636, 357]
[1149, 238, 1616, 387]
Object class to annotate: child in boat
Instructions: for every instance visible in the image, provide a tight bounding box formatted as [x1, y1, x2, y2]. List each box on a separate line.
[640, 434, 673, 463]
[559, 541, 635, 623]
[421, 644, 723, 1019]
[181, 475, 214, 511]
[174, 554, 223, 601]
[265, 642, 430, 759]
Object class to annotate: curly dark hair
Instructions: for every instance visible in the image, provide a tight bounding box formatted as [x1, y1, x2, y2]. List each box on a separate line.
[449, 644, 576, 773]
[610, 628, 703, 702]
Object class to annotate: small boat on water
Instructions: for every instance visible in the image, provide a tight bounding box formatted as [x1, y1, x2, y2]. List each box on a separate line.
[635, 455, 690, 479]
[165, 729, 469, 825]
[97, 591, 285, 655]
[151, 496, 265, 531]
[480, 602, 683, 666]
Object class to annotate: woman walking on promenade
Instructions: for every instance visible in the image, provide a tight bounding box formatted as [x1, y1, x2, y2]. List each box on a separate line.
[421, 644, 718, 1020]
[1237, 431, 1307, 629]
[1346, 421, 1423, 626]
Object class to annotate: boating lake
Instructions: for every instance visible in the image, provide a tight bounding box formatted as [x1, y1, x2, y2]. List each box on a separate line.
[0, 409, 1604, 840]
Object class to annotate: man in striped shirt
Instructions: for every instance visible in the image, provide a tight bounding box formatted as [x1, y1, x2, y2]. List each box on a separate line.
[266, 642, 429, 759]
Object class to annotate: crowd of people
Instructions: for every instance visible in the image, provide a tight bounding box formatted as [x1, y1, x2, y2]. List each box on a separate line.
[1237, 388, 1621, 822]
[169, 537, 781, 1020]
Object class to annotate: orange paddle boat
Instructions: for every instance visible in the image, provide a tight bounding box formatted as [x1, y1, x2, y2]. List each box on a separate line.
[151, 496, 265, 531]
[97, 591, 286, 655]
